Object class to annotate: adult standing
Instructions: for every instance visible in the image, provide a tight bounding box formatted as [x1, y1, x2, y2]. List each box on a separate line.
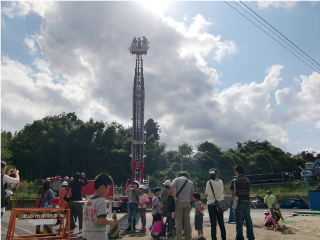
[170, 172, 194, 240]
[205, 168, 226, 240]
[160, 180, 171, 217]
[229, 165, 255, 240]
[161, 180, 173, 236]
[124, 181, 140, 231]
[36, 179, 55, 234]
[1, 161, 19, 218]
[68, 172, 88, 233]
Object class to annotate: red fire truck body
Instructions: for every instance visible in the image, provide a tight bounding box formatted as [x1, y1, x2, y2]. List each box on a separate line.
[49, 176, 113, 206]
[48, 176, 153, 212]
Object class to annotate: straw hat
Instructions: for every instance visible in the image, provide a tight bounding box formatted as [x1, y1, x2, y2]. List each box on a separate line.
[163, 180, 172, 186]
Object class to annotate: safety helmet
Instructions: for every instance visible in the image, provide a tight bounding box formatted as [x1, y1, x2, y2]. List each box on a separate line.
[133, 181, 140, 187]
[139, 185, 145, 190]
[62, 181, 68, 186]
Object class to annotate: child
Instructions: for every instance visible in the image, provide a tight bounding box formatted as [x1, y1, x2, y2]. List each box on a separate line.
[137, 185, 149, 231]
[56, 181, 68, 225]
[150, 212, 167, 240]
[264, 210, 278, 231]
[152, 188, 162, 217]
[193, 192, 205, 237]
[264, 190, 284, 221]
[82, 173, 114, 240]
[124, 181, 139, 231]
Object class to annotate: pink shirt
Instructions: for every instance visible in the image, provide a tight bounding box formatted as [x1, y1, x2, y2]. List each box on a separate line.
[264, 215, 273, 224]
[138, 193, 148, 208]
[151, 220, 164, 233]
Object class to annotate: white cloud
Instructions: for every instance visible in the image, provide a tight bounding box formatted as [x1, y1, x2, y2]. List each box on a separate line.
[1, 1, 319, 155]
[298, 148, 320, 155]
[315, 120, 320, 129]
[24, 35, 39, 55]
[162, 14, 237, 63]
[275, 72, 320, 122]
[2, 1, 53, 18]
[1, 18, 6, 28]
[258, 1, 297, 9]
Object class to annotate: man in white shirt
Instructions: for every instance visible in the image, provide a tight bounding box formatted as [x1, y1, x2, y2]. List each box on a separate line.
[1, 161, 20, 218]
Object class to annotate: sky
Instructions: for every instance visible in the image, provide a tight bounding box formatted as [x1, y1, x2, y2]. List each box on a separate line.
[1, 1, 320, 156]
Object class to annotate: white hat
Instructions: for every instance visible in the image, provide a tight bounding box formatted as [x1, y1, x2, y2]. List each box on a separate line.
[163, 180, 172, 186]
[62, 181, 68, 186]
[139, 185, 145, 190]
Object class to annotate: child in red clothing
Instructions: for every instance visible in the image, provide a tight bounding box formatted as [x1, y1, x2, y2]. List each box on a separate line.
[150, 213, 167, 240]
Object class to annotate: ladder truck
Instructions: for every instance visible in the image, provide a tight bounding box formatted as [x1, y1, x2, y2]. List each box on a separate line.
[129, 36, 150, 185]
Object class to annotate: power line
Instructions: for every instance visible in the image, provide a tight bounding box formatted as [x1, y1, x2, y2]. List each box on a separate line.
[234, 1, 320, 72]
[239, 1, 320, 69]
[224, 1, 320, 73]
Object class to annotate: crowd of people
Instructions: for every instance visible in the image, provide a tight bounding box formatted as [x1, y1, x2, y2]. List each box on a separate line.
[1, 161, 286, 240]
[123, 164, 258, 240]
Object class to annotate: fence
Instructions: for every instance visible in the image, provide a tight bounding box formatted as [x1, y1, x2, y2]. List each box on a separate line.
[7, 180, 320, 199]
[113, 181, 320, 198]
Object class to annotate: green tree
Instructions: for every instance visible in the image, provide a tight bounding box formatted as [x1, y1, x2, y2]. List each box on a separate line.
[145, 118, 160, 141]
[1, 130, 12, 161]
[178, 142, 193, 171]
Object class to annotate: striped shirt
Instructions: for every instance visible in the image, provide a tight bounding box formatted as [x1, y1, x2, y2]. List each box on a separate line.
[229, 175, 250, 202]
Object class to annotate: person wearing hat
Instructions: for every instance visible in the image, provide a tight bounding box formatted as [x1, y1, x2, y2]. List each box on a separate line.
[137, 185, 148, 231]
[264, 210, 278, 230]
[59, 181, 68, 208]
[160, 180, 172, 236]
[55, 181, 68, 225]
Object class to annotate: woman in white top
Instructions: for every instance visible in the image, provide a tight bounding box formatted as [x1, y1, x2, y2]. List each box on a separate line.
[205, 168, 226, 240]
[1, 161, 20, 218]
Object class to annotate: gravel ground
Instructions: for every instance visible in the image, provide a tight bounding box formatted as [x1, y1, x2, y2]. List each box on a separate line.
[2, 209, 319, 239]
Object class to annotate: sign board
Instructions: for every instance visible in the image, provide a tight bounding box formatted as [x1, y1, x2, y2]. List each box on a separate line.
[6, 208, 70, 240]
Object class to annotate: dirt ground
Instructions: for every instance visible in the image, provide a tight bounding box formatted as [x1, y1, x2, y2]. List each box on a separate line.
[119, 216, 320, 240]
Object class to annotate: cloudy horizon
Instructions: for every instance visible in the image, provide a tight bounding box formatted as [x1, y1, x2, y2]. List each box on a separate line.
[1, 1, 319, 155]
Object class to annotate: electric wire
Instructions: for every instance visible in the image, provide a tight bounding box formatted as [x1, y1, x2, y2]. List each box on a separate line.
[224, 1, 320, 73]
[233, 1, 320, 72]
[239, 1, 320, 69]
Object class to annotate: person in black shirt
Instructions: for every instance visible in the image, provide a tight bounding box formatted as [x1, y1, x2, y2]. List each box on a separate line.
[68, 172, 88, 233]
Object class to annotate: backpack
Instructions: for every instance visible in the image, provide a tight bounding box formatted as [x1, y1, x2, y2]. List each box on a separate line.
[1, 174, 11, 208]
[63, 187, 72, 202]
[166, 194, 175, 212]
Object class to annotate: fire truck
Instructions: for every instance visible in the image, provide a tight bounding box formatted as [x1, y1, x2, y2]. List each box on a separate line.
[48, 176, 113, 206]
[48, 176, 153, 212]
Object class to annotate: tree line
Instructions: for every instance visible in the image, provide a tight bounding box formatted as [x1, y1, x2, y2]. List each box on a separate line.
[1, 112, 319, 187]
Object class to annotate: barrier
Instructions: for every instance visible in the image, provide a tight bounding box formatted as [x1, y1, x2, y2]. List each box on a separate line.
[6, 208, 70, 240]
[108, 210, 121, 239]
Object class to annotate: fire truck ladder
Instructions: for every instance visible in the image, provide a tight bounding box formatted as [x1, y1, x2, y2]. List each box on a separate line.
[129, 36, 149, 184]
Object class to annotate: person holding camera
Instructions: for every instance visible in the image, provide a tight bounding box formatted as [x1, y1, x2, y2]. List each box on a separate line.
[1, 161, 20, 218]
[68, 172, 88, 233]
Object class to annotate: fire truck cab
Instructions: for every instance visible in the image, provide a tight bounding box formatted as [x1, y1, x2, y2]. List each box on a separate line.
[48, 176, 113, 206]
